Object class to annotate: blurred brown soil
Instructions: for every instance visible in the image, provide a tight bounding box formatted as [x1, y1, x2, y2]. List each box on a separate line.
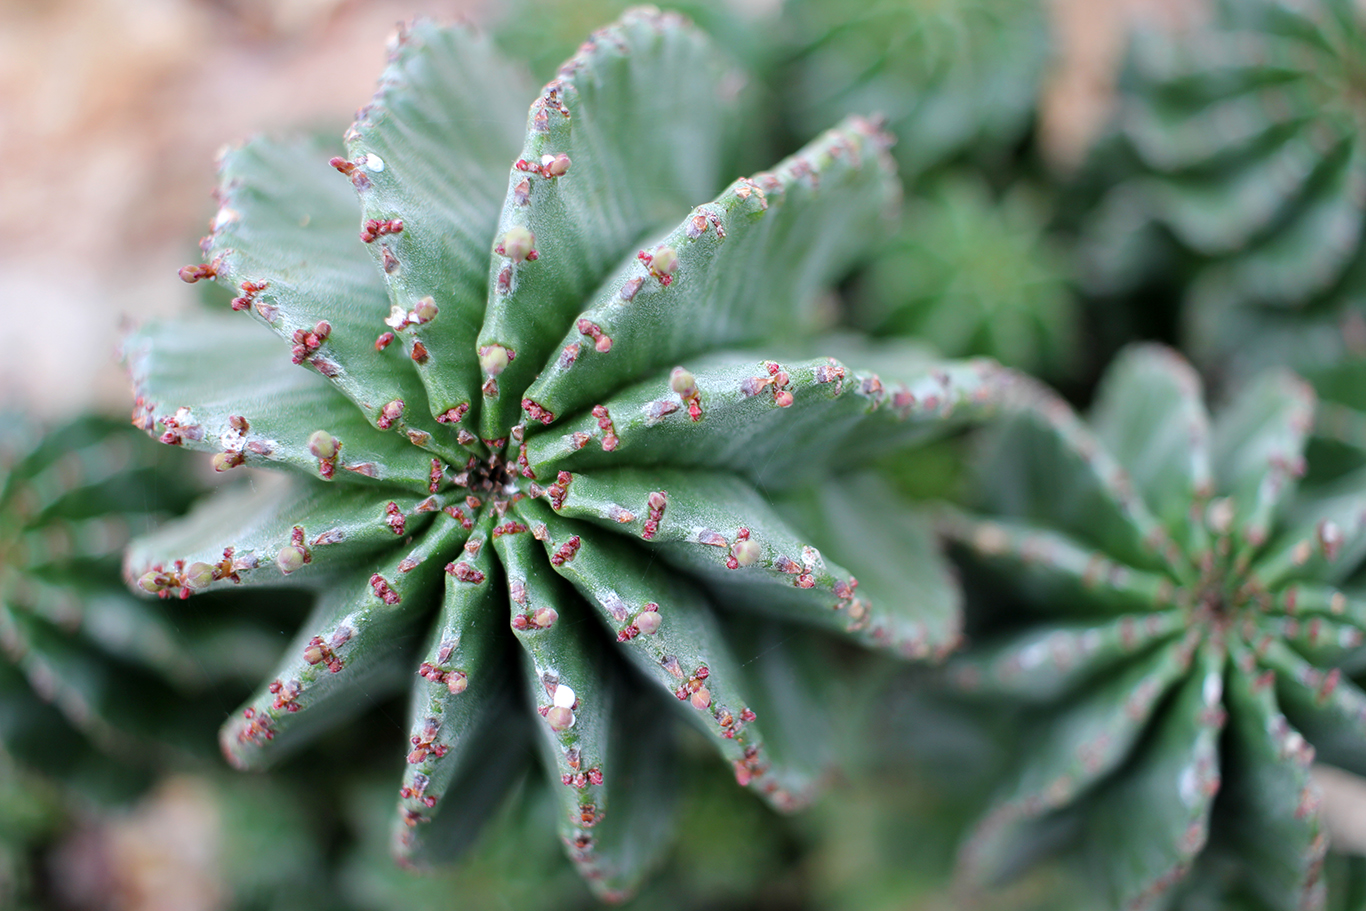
[1040, 0, 1207, 172]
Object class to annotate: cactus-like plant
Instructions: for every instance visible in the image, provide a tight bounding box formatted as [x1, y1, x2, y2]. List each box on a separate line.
[848, 176, 1076, 377]
[781, 0, 1051, 182]
[0, 414, 280, 788]
[940, 342, 1366, 907]
[123, 9, 1012, 898]
[1083, 0, 1366, 379]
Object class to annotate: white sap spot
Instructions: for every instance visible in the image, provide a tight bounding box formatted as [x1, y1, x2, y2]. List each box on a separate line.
[1019, 640, 1049, 670]
[553, 684, 576, 708]
[1202, 670, 1223, 707]
[385, 304, 408, 330]
[1178, 765, 1200, 806]
[365, 153, 385, 172]
[1284, 729, 1308, 760]
[213, 207, 240, 230]
[1341, 626, 1363, 648]
[219, 427, 245, 452]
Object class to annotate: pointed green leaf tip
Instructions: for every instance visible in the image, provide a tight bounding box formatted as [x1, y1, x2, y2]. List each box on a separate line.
[130, 7, 1002, 899]
[948, 342, 1356, 906]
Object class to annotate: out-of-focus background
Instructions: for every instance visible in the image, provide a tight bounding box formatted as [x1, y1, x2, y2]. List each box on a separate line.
[1, 0, 479, 418]
[0, 0, 1196, 421]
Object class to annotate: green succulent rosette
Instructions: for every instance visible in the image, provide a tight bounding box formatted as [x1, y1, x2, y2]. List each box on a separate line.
[782, 0, 1051, 181]
[1084, 0, 1366, 379]
[942, 343, 1366, 908]
[122, 9, 1015, 898]
[849, 175, 1077, 378]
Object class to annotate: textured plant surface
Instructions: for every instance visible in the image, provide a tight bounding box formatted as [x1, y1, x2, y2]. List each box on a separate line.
[781, 0, 1051, 181]
[940, 343, 1366, 909]
[848, 176, 1076, 377]
[0, 415, 287, 790]
[1083, 0, 1366, 379]
[123, 9, 1014, 898]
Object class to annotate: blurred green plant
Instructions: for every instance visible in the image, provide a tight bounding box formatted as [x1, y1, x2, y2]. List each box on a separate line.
[781, 0, 1051, 182]
[849, 176, 1076, 378]
[1082, 0, 1366, 380]
[942, 343, 1366, 907]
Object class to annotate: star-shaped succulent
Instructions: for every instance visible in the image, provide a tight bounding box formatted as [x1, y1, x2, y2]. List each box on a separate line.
[848, 175, 1076, 377]
[942, 344, 1366, 909]
[122, 9, 1011, 897]
[1084, 0, 1366, 379]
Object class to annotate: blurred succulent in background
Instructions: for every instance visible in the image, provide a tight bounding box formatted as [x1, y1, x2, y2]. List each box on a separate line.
[1082, 0, 1366, 380]
[780, 0, 1051, 183]
[940, 343, 1366, 908]
[847, 176, 1077, 379]
[0, 415, 289, 789]
[124, 8, 1013, 899]
[0, 415, 314, 907]
[488, 0, 779, 92]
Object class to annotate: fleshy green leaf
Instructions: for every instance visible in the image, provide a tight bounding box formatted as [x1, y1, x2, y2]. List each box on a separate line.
[975, 378, 1182, 577]
[344, 21, 535, 428]
[959, 635, 1196, 884]
[1262, 639, 1366, 777]
[1089, 344, 1213, 553]
[939, 511, 1179, 614]
[393, 684, 534, 869]
[492, 520, 615, 878]
[770, 472, 962, 658]
[220, 520, 459, 769]
[126, 315, 439, 488]
[517, 496, 808, 808]
[396, 509, 515, 862]
[521, 115, 898, 422]
[1079, 645, 1224, 911]
[1146, 134, 1328, 255]
[1253, 466, 1366, 588]
[947, 612, 1186, 704]
[203, 136, 453, 452]
[123, 473, 447, 593]
[577, 676, 679, 902]
[719, 615, 849, 810]
[477, 7, 748, 437]
[548, 467, 934, 655]
[527, 347, 1007, 489]
[1262, 582, 1366, 631]
[1215, 641, 1327, 911]
[0, 603, 178, 759]
[1121, 68, 1310, 172]
[1216, 145, 1366, 307]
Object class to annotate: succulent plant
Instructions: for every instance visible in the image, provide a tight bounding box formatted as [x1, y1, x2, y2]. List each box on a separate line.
[781, 0, 1051, 182]
[848, 175, 1076, 378]
[940, 343, 1366, 908]
[0, 414, 282, 792]
[1083, 0, 1366, 379]
[123, 8, 1012, 898]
